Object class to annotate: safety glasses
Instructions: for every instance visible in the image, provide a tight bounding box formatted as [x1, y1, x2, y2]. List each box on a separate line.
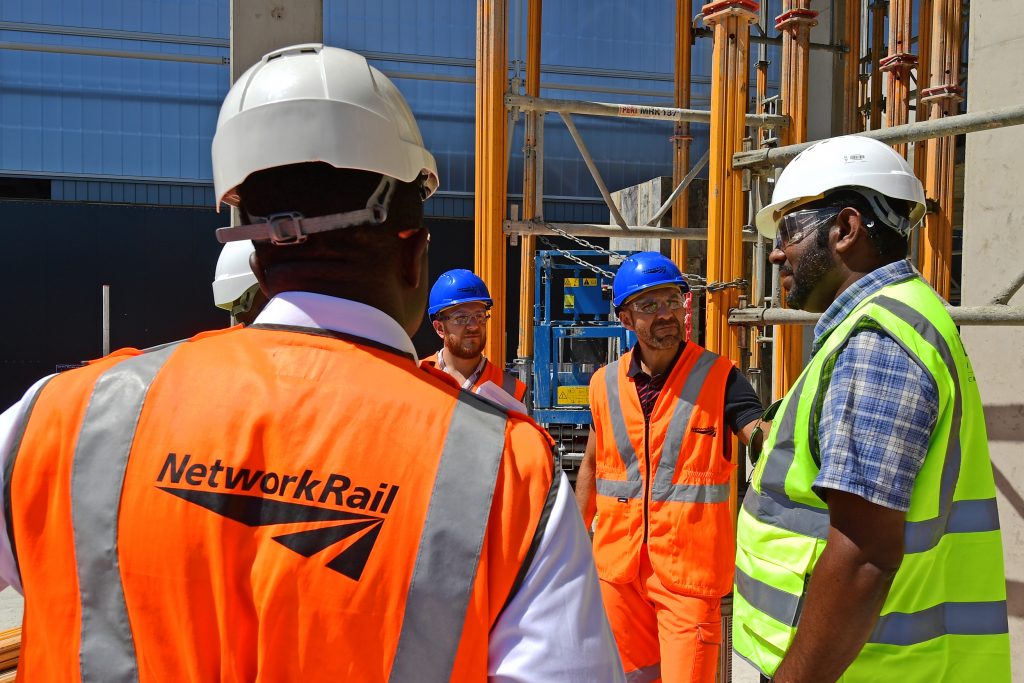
[628, 294, 687, 316]
[441, 311, 491, 327]
[773, 206, 842, 251]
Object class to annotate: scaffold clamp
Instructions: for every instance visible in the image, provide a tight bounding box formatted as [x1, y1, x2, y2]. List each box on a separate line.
[774, 8, 819, 30]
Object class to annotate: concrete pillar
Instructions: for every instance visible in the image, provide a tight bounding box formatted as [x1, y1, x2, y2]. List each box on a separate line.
[230, 0, 323, 81]
[960, 0, 1024, 667]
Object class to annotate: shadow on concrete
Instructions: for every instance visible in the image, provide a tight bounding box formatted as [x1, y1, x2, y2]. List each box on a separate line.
[993, 464, 1024, 522]
[985, 404, 1024, 442]
[1007, 579, 1024, 619]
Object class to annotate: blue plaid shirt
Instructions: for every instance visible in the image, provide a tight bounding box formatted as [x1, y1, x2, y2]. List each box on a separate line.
[811, 260, 939, 512]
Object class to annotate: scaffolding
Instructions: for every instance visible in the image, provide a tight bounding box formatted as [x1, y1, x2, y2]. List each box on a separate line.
[478, 1, 1024, 680]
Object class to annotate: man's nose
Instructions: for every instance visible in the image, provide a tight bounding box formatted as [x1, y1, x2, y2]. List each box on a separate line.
[768, 245, 787, 266]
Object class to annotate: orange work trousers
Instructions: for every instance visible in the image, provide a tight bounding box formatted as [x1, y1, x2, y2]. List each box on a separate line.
[600, 545, 721, 683]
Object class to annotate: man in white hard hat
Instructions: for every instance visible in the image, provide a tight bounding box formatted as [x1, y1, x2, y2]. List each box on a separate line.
[212, 239, 267, 325]
[733, 136, 1009, 682]
[0, 45, 621, 681]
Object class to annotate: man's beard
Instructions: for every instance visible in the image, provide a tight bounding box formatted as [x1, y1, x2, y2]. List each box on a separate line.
[638, 320, 682, 350]
[784, 239, 834, 310]
[445, 332, 486, 359]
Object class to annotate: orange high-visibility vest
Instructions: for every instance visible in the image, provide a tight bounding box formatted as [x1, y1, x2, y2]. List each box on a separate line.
[589, 343, 735, 597]
[6, 324, 555, 682]
[422, 352, 527, 402]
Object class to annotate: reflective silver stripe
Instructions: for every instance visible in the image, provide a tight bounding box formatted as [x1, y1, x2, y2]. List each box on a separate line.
[904, 497, 1001, 554]
[600, 360, 642, 495]
[742, 484, 830, 540]
[72, 345, 179, 683]
[650, 350, 720, 502]
[870, 600, 1009, 646]
[501, 371, 518, 397]
[757, 373, 811, 494]
[595, 478, 644, 500]
[389, 395, 507, 682]
[625, 662, 662, 683]
[735, 566, 803, 626]
[660, 482, 731, 503]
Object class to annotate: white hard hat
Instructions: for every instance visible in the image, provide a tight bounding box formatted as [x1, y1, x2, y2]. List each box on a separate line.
[755, 136, 927, 238]
[212, 240, 258, 311]
[212, 44, 438, 211]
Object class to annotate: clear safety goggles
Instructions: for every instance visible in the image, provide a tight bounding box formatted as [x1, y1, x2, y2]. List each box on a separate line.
[628, 294, 687, 316]
[773, 205, 843, 251]
[441, 311, 491, 327]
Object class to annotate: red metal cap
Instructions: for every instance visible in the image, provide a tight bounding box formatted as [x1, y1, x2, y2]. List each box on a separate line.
[775, 7, 819, 29]
[702, 0, 760, 18]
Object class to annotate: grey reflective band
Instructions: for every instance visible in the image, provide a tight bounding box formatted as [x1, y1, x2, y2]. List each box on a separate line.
[742, 487, 829, 539]
[870, 600, 1009, 646]
[659, 482, 731, 503]
[72, 344, 179, 683]
[625, 662, 662, 683]
[735, 566, 802, 626]
[389, 395, 507, 682]
[601, 360, 642, 488]
[651, 350, 720, 501]
[3, 375, 56, 586]
[501, 372, 518, 397]
[904, 497, 1001, 554]
[757, 373, 811, 494]
[595, 478, 643, 500]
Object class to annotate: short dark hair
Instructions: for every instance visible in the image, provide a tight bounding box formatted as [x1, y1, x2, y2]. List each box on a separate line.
[814, 189, 909, 261]
[235, 162, 426, 290]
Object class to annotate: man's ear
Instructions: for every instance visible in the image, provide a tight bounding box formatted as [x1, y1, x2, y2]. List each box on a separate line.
[400, 228, 430, 288]
[618, 309, 636, 332]
[431, 319, 446, 340]
[834, 208, 865, 255]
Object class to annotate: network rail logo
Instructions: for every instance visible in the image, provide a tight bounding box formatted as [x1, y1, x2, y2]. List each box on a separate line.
[155, 453, 399, 581]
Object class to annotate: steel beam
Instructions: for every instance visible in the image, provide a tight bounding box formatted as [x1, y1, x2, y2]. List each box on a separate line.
[732, 103, 1024, 170]
[507, 94, 788, 128]
[0, 41, 227, 64]
[671, 0, 695, 282]
[517, 0, 543, 359]
[730, 305, 1024, 326]
[504, 220, 759, 242]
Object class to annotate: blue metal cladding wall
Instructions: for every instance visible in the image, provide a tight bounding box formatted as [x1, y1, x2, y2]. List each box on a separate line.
[0, 0, 228, 205]
[0, 0, 780, 216]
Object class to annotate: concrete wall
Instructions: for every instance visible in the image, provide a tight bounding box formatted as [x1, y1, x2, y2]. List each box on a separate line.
[961, 0, 1024, 676]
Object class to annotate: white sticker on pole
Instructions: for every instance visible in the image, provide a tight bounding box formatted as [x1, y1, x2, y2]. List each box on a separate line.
[618, 104, 676, 119]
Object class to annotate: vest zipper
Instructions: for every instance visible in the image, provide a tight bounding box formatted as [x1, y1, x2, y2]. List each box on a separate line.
[643, 413, 651, 543]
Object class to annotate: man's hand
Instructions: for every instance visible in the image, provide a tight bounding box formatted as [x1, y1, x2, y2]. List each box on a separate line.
[773, 489, 905, 683]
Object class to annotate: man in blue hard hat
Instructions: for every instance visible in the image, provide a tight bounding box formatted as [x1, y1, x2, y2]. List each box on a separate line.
[421, 269, 528, 404]
[576, 251, 765, 683]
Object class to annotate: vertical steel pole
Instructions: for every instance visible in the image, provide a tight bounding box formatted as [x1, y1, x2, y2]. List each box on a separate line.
[843, 0, 863, 133]
[102, 285, 111, 357]
[880, 0, 915, 156]
[918, 0, 962, 299]
[477, 0, 510, 365]
[868, 0, 885, 130]
[671, 0, 693, 272]
[517, 0, 542, 359]
[773, 0, 816, 397]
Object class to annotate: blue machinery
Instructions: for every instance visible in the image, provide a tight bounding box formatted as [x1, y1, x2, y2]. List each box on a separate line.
[523, 250, 635, 472]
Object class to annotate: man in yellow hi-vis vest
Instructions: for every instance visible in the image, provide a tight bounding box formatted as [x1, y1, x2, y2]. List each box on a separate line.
[734, 136, 1010, 682]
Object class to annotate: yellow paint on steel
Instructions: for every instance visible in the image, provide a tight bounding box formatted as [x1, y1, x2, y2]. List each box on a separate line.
[671, 0, 693, 272]
[476, 0, 509, 365]
[703, 0, 756, 369]
[773, 0, 815, 398]
[517, 0, 543, 358]
[918, 0, 961, 300]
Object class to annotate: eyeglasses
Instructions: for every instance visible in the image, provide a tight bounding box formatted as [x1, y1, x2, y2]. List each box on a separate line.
[629, 295, 687, 316]
[441, 311, 491, 326]
[773, 206, 842, 251]
[748, 398, 783, 465]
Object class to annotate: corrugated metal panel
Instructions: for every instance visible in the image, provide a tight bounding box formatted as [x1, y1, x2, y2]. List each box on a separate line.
[0, 0, 228, 198]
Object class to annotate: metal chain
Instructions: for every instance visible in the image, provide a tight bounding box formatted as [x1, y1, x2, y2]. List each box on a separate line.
[537, 223, 749, 295]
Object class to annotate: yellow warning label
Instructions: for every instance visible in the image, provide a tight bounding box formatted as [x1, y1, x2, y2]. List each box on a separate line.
[557, 385, 590, 405]
[564, 278, 598, 287]
[564, 294, 575, 309]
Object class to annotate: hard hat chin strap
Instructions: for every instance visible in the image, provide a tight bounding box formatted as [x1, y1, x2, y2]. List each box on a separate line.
[215, 175, 396, 245]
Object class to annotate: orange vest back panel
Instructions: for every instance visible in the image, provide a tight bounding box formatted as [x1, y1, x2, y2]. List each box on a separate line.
[589, 343, 735, 596]
[10, 326, 554, 682]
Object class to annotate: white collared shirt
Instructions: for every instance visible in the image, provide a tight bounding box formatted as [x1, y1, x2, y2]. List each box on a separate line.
[0, 291, 623, 682]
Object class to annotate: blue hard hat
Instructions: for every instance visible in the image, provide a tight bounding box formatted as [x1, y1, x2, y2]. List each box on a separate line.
[428, 269, 494, 316]
[612, 252, 689, 308]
